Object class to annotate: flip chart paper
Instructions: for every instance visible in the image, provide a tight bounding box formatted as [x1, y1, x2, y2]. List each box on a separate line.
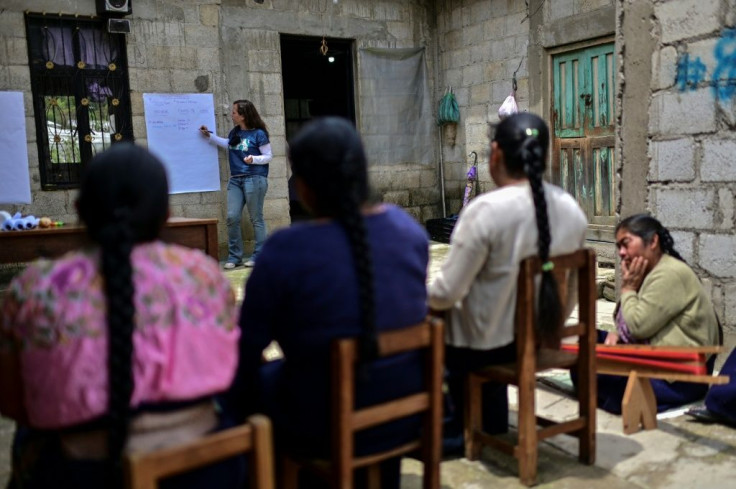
[143, 93, 220, 194]
[0, 92, 32, 204]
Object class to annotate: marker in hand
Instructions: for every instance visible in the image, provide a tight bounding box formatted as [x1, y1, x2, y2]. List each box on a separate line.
[200, 125, 212, 136]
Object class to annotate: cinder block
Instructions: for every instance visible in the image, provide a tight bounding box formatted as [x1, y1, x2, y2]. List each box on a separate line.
[702, 138, 736, 182]
[723, 283, 736, 328]
[717, 188, 734, 230]
[184, 25, 219, 49]
[548, 0, 575, 22]
[649, 138, 695, 181]
[656, 0, 720, 44]
[463, 24, 485, 46]
[580, 0, 612, 14]
[483, 16, 507, 40]
[196, 47, 220, 71]
[374, 2, 404, 22]
[5, 37, 28, 65]
[387, 21, 412, 42]
[420, 169, 438, 187]
[470, 42, 491, 64]
[170, 69, 200, 92]
[653, 187, 714, 229]
[170, 193, 203, 206]
[470, 83, 492, 105]
[470, 2, 493, 24]
[0, 10, 23, 36]
[700, 233, 736, 277]
[669, 229, 696, 264]
[651, 46, 677, 91]
[8, 65, 30, 89]
[718, 96, 736, 127]
[383, 190, 411, 207]
[686, 37, 719, 84]
[410, 187, 441, 207]
[200, 5, 219, 27]
[649, 89, 716, 135]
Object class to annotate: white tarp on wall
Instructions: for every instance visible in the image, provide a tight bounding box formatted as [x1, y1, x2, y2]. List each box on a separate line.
[358, 47, 432, 166]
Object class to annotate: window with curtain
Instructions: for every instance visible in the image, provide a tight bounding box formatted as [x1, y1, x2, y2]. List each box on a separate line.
[25, 13, 133, 190]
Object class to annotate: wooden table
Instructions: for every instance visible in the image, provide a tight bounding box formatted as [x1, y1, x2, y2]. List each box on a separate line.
[0, 217, 219, 264]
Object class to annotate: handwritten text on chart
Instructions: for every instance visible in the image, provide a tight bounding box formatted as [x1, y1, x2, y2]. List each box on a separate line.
[676, 28, 736, 100]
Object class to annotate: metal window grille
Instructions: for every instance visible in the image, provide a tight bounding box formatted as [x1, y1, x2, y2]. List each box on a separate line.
[25, 13, 133, 190]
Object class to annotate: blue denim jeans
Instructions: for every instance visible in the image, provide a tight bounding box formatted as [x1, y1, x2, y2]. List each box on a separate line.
[226, 175, 268, 264]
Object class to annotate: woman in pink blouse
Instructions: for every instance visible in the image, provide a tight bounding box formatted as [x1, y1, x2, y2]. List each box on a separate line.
[0, 144, 241, 489]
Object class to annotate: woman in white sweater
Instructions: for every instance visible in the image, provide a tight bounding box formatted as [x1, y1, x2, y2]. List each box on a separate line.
[428, 113, 587, 452]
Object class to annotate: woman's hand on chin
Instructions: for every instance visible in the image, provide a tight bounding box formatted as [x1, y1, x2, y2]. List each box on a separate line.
[621, 256, 648, 293]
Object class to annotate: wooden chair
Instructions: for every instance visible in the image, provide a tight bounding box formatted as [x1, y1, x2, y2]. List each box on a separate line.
[464, 248, 597, 486]
[281, 317, 444, 489]
[125, 414, 275, 489]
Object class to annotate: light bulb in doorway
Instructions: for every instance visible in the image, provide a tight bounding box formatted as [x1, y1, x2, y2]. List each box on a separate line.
[328, 56, 335, 63]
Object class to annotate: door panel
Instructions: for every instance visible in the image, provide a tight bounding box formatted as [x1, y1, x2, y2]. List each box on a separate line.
[552, 42, 616, 229]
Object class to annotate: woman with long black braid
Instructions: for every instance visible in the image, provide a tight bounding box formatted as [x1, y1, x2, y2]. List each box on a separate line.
[226, 117, 429, 488]
[0, 144, 241, 489]
[589, 213, 720, 414]
[428, 113, 587, 453]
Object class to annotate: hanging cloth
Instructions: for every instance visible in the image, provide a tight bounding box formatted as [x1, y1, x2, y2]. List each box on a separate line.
[437, 87, 459, 126]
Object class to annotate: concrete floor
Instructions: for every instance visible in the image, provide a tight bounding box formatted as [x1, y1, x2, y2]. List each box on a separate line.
[1, 242, 735, 488]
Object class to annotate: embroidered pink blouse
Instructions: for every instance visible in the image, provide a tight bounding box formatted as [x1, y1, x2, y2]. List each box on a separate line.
[0, 242, 240, 429]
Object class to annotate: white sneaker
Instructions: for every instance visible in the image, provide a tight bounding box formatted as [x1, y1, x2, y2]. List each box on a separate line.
[244, 259, 256, 267]
[223, 262, 238, 270]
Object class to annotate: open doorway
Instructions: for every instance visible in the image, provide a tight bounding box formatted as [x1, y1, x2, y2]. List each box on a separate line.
[280, 34, 355, 222]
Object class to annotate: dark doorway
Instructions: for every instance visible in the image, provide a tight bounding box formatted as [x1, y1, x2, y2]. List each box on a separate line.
[280, 35, 355, 222]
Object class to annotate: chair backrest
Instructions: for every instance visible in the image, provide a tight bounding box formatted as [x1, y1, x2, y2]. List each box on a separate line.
[125, 414, 275, 489]
[515, 248, 597, 369]
[330, 316, 444, 489]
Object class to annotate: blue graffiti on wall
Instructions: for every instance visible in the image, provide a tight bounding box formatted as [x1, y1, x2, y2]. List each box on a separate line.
[675, 53, 706, 91]
[712, 28, 736, 100]
[675, 28, 736, 100]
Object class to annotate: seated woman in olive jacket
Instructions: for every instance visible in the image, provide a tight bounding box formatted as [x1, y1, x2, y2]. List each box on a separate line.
[594, 213, 720, 414]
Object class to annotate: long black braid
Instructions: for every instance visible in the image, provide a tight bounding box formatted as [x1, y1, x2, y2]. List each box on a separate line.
[98, 214, 135, 482]
[288, 117, 379, 364]
[616, 213, 686, 263]
[77, 143, 169, 486]
[494, 113, 562, 343]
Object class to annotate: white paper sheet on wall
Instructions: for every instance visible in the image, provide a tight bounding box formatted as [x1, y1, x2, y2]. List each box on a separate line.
[143, 93, 220, 194]
[0, 91, 32, 204]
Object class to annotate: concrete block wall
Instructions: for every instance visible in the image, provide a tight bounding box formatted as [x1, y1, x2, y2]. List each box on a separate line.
[623, 0, 736, 339]
[435, 0, 529, 215]
[0, 0, 440, 259]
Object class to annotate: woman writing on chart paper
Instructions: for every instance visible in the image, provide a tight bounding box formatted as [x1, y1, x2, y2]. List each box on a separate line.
[201, 99, 272, 268]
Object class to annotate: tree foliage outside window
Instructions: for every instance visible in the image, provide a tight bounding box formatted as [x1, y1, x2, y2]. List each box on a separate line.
[25, 13, 133, 190]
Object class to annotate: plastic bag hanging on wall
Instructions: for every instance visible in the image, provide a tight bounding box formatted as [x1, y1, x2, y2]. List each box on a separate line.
[498, 76, 519, 120]
[438, 87, 459, 146]
[437, 87, 460, 125]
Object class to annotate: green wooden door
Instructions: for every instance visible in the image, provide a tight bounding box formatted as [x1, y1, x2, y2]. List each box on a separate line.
[552, 43, 615, 228]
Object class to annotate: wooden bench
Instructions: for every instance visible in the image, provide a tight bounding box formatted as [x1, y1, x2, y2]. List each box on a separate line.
[563, 344, 729, 434]
[0, 217, 219, 264]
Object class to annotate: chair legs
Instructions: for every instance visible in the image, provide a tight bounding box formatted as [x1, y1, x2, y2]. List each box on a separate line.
[280, 457, 300, 489]
[464, 374, 483, 461]
[516, 376, 538, 486]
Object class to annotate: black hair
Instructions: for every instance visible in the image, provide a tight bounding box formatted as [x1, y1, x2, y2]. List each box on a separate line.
[233, 99, 269, 138]
[76, 143, 169, 484]
[616, 213, 685, 263]
[287, 117, 378, 364]
[493, 112, 560, 343]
